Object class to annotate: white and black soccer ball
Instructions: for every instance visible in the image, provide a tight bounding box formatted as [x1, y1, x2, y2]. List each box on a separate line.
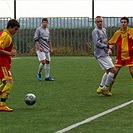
[24, 93, 36, 106]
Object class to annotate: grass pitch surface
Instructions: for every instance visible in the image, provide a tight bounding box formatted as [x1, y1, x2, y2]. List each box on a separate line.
[0, 56, 132, 133]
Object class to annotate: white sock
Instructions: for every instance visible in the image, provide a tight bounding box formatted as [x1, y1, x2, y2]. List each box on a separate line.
[99, 73, 107, 89]
[38, 63, 44, 74]
[45, 64, 50, 78]
[105, 72, 114, 89]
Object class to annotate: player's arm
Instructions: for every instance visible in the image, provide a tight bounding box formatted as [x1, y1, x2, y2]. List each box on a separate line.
[108, 39, 115, 56]
[92, 30, 107, 48]
[0, 34, 16, 56]
[48, 41, 53, 53]
[35, 40, 43, 52]
[34, 28, 43, 52]
[108, 45, 114, 56]
[108, 34, 116, 56]
[108, 31, 120, 55]
[0, 49, 16, 56]
[48, 35, 53, 53]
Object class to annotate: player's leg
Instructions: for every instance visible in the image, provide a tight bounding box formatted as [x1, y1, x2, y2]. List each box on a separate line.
[127, 56, 133, 79]
[36, 50, 46, 81]
[104, 67, 116, 88]
[108, 66, 121, 91]
[0, 81, 13, 112]
[0, 68, 5, 101]
[45, 60, 50, 78]
[97, 72, 107, 94]
[0, 82, 5, 103]
[0, 82, 5, 95]
[100, 66, 116, 96]
[108, 57, 123, 91]
[0, 67, 13, 112]
[45, 52, 54, 81]
[129, 66, 133, 82]
[96, 58, 108, 94]
[96, 56, 115, 95]
[37, 61, 45, 81]
[99, 56, 116, 96]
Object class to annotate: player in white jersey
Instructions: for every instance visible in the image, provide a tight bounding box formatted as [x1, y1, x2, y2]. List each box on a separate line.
[92, 16, 116, 96]
[34, 18, 54, 81]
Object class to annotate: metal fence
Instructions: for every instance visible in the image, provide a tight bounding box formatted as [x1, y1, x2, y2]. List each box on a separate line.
[0, 17, 133, 56]
[17, 17, 91, 56]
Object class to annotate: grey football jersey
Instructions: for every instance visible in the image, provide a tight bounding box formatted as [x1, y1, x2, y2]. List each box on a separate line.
[34, 27, 51, 52]
[92, 27, 109, 59]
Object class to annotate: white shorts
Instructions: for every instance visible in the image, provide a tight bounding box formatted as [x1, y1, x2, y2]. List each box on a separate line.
[97, 56, 114, 70]
[36, 50, 51, 61]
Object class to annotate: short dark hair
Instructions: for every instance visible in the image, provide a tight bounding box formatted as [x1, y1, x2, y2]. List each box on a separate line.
[6, 19, 20, 29]
[42, 18, 48, 22]
[120, 17, 129, 23]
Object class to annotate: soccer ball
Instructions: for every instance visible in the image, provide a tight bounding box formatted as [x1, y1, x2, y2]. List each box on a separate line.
[24, 93, 36, 106]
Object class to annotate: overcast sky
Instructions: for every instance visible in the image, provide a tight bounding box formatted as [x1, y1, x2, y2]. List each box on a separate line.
[0, 0, 133, 18]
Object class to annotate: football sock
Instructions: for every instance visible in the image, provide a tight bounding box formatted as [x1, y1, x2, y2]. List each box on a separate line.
[45, 64, 50, 78]
[104, 72, 114, 89]
[1, 83, 13, 99]
[38, 63, 44, 74]
[0, 101, 6, 106]
[0, 82, 5, 94]
[108, 78, 116, 90]
[99, 73, 107, 88]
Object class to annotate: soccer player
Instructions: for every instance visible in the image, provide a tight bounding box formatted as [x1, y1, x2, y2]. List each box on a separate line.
[34, 18, 54, 81]
[0, 19, 20, 112]
[92, 16, 116, 96]
[108, 17, 133, 91]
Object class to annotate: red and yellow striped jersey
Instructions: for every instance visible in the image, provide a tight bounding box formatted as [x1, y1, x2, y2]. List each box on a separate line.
[0, 30, 14, 68]
[108, 27, 133, 60]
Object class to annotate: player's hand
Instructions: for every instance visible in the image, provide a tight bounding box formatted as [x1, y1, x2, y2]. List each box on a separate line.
[38, 47, 43, 52]
[108, 49, 112, 56]
[10, 49, 16, 56]
[50, 48, 53, 54]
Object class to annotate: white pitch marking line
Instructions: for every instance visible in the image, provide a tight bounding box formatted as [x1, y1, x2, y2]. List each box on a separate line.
[55, 100, 133, 133]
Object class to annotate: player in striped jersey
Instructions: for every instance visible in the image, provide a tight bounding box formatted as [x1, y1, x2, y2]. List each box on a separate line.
[34, 18, 54, 81]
